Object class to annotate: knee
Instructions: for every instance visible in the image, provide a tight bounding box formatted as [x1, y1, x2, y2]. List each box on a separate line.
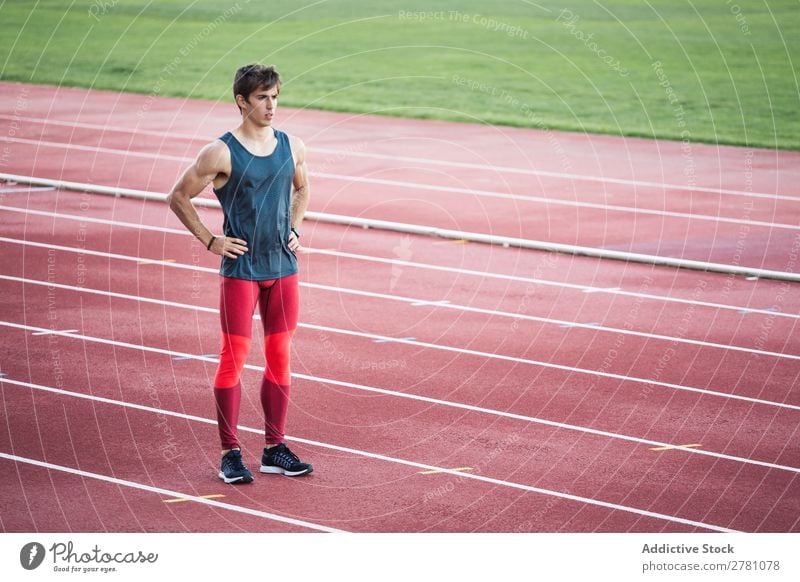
[215, 334, 251, 387]
[264, 331, 293, 384]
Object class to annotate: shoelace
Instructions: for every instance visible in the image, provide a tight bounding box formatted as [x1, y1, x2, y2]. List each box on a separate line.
[226, 452, 248, 473]
[272, 447, 300, 468]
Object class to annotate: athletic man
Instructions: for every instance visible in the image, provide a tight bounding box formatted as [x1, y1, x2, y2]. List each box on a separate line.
[167, 64, 312, 483]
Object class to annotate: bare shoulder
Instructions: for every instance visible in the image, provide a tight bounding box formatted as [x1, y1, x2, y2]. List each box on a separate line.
[196, 139, 231, 175]
[287, 134, 306, 161]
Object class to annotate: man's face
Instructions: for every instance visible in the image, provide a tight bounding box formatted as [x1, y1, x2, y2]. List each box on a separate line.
[238, 85, 279, 126]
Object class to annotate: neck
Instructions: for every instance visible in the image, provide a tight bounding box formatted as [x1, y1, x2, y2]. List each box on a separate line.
[237, 119, 274, 141]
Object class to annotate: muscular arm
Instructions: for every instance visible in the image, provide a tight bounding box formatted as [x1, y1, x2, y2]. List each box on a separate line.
[166, 141, 247, 259]
[288, 136, 310, 252]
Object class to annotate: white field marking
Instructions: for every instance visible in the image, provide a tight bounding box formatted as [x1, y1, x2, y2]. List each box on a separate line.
[0, 186, 55, 194]
[418, 467, 474, 475]
[410, 299, 451, 307]
[0, 377, 740, 533]
[0, 113, 794, 203]
[6, 272, 799, 431]
[6, 274, 798, 412]
[2, 204, 796, 321]
[163, 494, 226, 503]
[312, 171, 800, 231]
[0, 275, 800, 410]
[2, 321, 799, 469]
[137, 258, 176, 265]
[2, 250, 798, 362]
[0, 450, 344, 533]
[8, 174, 799, 282]
[0, 136, 189, 162]
[30, 329, 79, 336]
[650, 444, 704, 452]
[307, 247, 800, 319]
[1, 135, 797, 231]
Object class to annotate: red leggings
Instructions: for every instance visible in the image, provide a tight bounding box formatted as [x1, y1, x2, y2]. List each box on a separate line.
[213, 273, 299, 449]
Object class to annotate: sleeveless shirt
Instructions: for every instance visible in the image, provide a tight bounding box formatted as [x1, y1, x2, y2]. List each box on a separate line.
[213, 130, 297, 280]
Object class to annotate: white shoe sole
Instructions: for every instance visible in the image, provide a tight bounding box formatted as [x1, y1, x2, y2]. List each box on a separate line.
[218, 471, 253, 484]
[259, 465, 313, 477]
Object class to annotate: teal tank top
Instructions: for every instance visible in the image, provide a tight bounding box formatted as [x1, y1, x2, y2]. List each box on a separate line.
[213, 130, 297, 280]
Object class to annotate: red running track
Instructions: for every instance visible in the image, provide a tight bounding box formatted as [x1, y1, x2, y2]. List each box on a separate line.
[0, 82, 798, 533]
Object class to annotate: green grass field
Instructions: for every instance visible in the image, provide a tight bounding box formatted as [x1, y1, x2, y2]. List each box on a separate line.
[1, 0, 798, 149]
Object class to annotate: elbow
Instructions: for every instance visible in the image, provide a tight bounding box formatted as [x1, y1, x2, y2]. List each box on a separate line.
[165, 190, 180, 211]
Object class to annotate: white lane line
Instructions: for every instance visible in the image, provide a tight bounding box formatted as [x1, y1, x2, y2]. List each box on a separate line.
[410, 299, 451, 307]
[8, 272, 799, 425]
[25, 239, 800, 361]
[307, 248, 800, 320]
[31, 329, 79, 336]
[0, 451, 344, 533]
[303, 321, 800, 402]
[0, 377, 740, 533]
[3, 274, 799, 410]
[310, 148, 797, 203]
[2, 321, 798, 467]
[1, 135, 796, 230]
[312, 170, 800, 231]
[2, 237, 797, 362]
[583, 287, 622, 294]
[1, 204, 794, 320]
[0, 136, 189, 162]
[0, 113, 793, 203]
[0, 186, 55, 194]
[0, 204, 191, 234]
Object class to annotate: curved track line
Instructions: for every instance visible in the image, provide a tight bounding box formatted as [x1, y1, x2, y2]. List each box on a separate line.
[0, 378, 740, 533]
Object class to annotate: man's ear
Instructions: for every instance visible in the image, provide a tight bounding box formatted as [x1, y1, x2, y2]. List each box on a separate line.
[235, 94, 248, 111]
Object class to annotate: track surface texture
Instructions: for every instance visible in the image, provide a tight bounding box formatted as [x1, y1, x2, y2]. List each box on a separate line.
[0, 82, 798, 533]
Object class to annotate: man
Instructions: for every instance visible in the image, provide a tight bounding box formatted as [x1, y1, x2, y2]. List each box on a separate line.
[167, 64, 312, 484]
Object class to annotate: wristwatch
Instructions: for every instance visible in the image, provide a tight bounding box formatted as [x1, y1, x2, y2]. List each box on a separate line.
[291, 227, 300, 239]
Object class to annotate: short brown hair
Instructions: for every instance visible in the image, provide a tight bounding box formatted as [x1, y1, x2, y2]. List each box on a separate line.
[233, 64, 281, 108]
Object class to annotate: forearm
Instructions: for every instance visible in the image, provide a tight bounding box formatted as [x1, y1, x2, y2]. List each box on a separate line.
[168, 193, 215, 248]
[291, 184, 310, 230]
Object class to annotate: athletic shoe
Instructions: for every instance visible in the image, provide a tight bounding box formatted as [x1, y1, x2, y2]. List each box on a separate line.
[218, 449, 254, 484]
[260, 443, 313, 476]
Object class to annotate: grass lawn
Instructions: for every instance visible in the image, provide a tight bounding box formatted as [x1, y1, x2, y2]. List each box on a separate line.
[1, 0, 798, 149]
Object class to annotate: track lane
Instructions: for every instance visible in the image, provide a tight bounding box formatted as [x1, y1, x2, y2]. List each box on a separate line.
[2, 115, 799, 270]
[3, 370, 743, 533]
[4, 187, 799, 322]
[3, 80, 796, 536]
[3, 231, 797, 410]
[0, 310, 792, 532]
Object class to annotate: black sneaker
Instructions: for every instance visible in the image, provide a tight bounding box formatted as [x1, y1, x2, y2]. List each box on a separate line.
[260, 443, 313, 476]
[218, 449, 254, 484]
